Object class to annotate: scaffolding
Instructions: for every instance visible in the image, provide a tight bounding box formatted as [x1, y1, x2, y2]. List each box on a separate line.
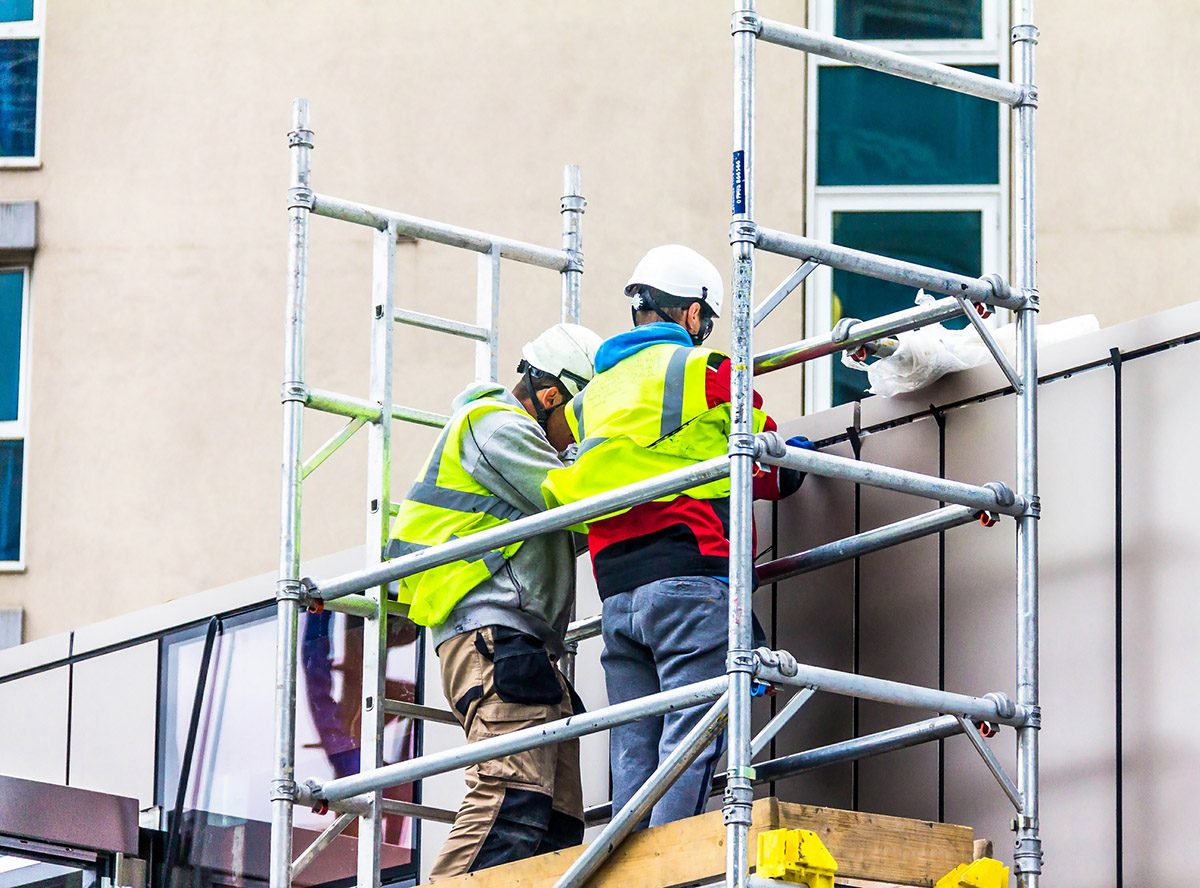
[270, 2, 1041, 887]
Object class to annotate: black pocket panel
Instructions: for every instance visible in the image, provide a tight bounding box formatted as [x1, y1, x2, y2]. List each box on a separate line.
[491, 627, 564, 705]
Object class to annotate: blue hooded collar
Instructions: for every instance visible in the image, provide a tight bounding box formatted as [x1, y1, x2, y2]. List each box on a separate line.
[594, 323, 693, 373]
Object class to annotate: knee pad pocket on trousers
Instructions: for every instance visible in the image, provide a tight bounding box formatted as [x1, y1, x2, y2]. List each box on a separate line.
[468, 787, 554, 872]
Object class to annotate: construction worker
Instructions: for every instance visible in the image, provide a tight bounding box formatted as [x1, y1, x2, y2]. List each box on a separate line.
[543, 245, 810, 830]
[387, 323, 603, 879]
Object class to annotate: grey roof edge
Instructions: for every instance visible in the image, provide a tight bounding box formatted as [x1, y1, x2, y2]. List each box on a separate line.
[0, 546, 366, 678]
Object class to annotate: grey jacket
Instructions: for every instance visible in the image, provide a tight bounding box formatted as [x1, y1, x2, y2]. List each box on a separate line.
[426, 382, 577, 657]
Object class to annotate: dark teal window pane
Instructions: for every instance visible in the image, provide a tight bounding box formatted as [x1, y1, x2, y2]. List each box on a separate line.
[0, 1, 34, 23]
[831, 211, 979, 406]
[836, 0, 982, 40]
[0, 270, 21, 421]
[818, 65, 999, 186]
[0, 439, 21, 561]
[0, 39, 37, 157]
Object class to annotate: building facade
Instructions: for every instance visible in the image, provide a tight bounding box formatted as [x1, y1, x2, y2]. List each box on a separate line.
[0, 2, 1195, 635]
[1, 3, 1199, 885]
[3, 0, 1198, 640]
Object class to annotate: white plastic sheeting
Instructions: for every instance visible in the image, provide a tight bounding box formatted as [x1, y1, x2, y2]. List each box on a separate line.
[843, 291, 1100, 397]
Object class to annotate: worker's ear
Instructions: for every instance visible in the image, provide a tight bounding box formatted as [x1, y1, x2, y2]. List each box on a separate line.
[537, 386, 563, 410]
[685, 302, 703, 336]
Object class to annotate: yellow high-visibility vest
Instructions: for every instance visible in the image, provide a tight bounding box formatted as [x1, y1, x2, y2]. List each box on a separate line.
[387, 397, 531, 627]
[543, 343, 768, 521]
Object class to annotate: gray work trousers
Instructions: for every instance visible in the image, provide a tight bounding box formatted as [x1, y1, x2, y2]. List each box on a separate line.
[600, 576, 729, 830]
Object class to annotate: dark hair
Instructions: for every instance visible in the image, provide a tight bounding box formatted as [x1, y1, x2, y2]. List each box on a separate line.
[512, 368, 564, 403]
[631, 286, 714, 323]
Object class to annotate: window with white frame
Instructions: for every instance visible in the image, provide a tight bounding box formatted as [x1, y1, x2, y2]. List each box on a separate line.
[805, 0, 1008, 411]
[0, 268, 30, 567]
[0, 0, 42, 165]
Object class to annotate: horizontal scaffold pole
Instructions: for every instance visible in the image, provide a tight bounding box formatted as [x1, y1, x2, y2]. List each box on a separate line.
[318, 596, 378, 619]
[301, 676, 729, 804]
[757, 505, 984, 584]
[755, 650, 1027, 727]
[754, 296, 964, 374]
[755, 225, 1021, 310]
[565, 613, 602, 644]
[381, 699, 459, 725]
[755, 433, 1026, 517]
[589, 714, 967, 825]
[306, 455, 730, 601]
[730, 715, 964, 790]
[310, 193, 572, 271]
[394, 308, 489, 342]
[380, 799, 457, 824]
[305, 387, 448, 428]
[753, 16, 1024, 106]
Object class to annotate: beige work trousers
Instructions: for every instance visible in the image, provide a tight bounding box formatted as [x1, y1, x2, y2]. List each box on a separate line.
[428, 627, 583, 880]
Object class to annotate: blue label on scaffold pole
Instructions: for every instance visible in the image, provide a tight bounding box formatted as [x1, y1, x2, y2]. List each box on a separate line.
[732, 150, 746, 215]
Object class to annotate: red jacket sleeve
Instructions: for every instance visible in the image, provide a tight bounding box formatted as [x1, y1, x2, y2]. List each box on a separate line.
[706, 358, 786, 500]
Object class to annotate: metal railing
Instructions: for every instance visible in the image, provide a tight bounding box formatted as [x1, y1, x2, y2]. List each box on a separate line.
[271, 3, 1041, 886]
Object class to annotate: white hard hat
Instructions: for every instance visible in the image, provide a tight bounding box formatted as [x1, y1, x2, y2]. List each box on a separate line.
[521, 323, 604, 398]
[624, 244, 724, 317]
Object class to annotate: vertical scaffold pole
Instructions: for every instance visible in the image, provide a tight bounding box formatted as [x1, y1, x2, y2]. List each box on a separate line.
[559, 163, 584, 684]
[476, 244, 501, 382]
[727, 4, 758, 888]
[560, 164, 584, 324]
[1012, 3, 1042, 884]
[357, 220, 396, 888]
[271, 97, 314, 888]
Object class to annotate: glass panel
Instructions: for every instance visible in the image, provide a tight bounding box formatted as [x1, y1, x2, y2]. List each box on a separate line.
[0, 854, 97, 888]
[0, 269, 23, 421]
[0, 39, 37, 158]
[830, 210, 980, 406]
[817, 65, 999, 186]
[836, 0, 983, 40]
[0, 1, 34, 23]
[159, 607, 422, 887]
[0, 439, 21, 561]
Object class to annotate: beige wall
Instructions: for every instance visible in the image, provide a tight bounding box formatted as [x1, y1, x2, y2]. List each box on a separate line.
[1, 1, 1197, 640]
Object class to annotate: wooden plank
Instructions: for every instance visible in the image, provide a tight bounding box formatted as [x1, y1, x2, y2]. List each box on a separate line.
[422, 798, 973, 888]
[772, 800, 974, 886]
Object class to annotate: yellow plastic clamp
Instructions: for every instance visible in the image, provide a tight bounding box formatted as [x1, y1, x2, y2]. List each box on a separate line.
[934, 857, 1010, 888]
[755, 827, 838, 888]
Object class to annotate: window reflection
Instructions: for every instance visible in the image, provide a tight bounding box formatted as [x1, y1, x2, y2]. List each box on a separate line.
[836, 0, 983, 40]
[0, 39, 37, 158]
[159, 606, 421, 887]
[817, 66, 1000, 187]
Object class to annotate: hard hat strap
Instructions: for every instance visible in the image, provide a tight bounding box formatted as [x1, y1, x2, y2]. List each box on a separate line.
[522, 361, 552, 430]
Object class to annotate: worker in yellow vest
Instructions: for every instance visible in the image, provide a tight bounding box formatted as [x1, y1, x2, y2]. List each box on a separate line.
[543, 245, 810, 829]
[388, 322, 603, 879]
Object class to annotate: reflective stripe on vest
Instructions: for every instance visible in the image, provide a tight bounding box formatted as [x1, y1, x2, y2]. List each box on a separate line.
[544, 343, 768, 519]
[388, 396, 531, 627]
[659, 345, 690, 438]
